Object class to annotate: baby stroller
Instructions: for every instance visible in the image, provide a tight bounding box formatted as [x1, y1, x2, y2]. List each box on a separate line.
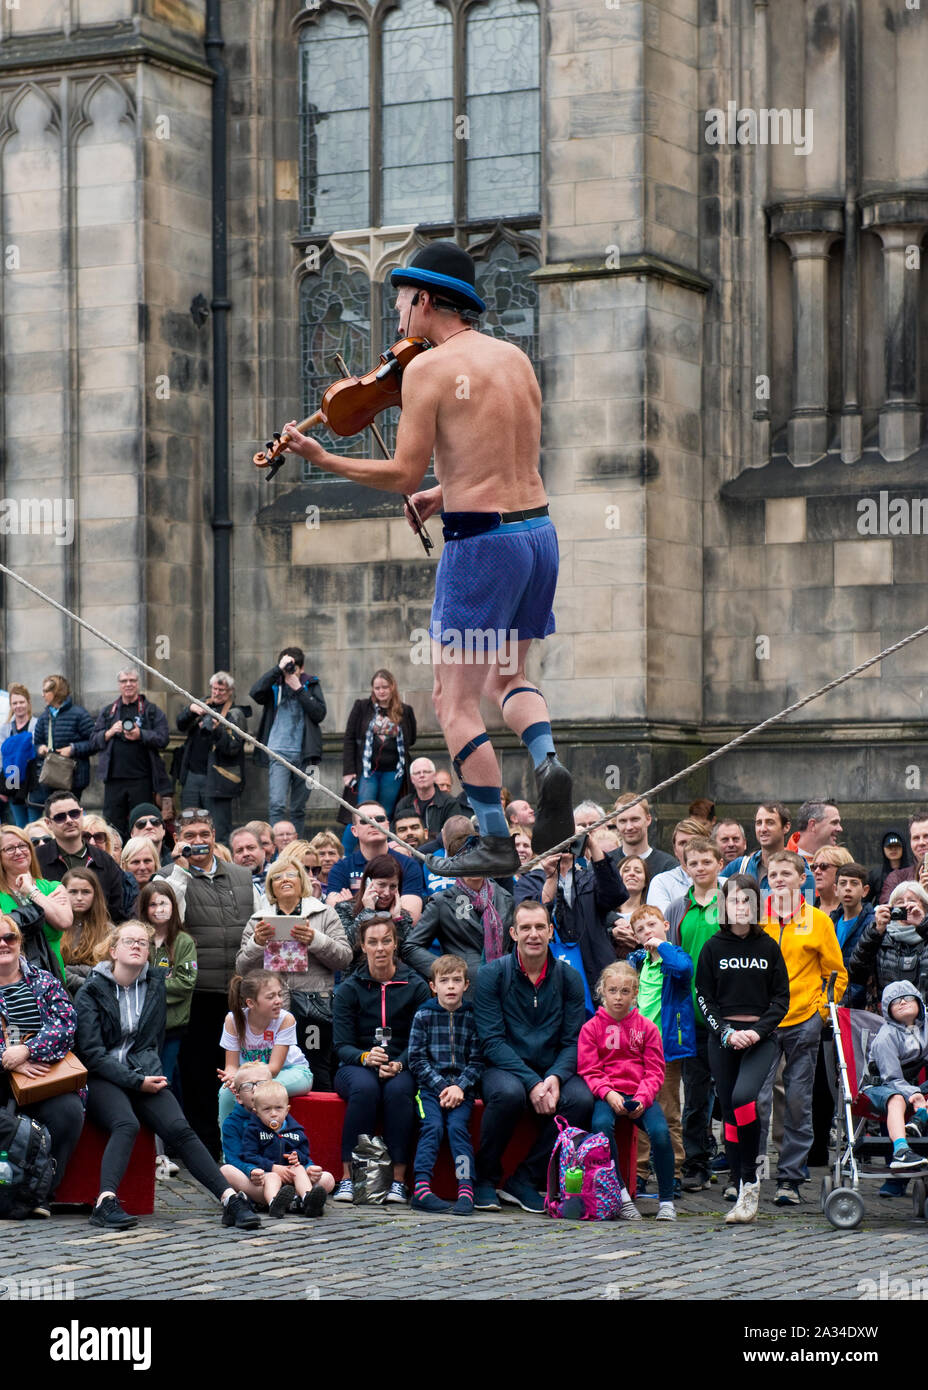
[823, 973, 928, 1229]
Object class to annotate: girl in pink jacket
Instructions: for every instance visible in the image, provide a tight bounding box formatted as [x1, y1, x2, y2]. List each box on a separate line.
[578, 962, 676, 1221]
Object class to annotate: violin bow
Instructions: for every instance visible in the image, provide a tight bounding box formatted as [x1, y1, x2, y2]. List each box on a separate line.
[332, 351, 434, 556]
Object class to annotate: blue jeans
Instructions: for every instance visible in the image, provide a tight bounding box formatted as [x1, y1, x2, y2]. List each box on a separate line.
[592, 1097, 675, 1202]
[268, 755, 314, 833]
[8, 803, 29, 828]
[160, 1035, 183, 1098]
[475, 1068, 594, 1188]
[334, 1064, 417, 1166]
[414, 1088, 475, 1184]
[343, 772, 403, 850]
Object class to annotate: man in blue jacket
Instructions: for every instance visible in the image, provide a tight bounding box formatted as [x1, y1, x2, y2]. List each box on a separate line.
[473, 899, 593, 1213]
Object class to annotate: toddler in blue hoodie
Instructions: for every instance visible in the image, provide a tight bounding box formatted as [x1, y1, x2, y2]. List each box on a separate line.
[241, 1080, 335, 1217]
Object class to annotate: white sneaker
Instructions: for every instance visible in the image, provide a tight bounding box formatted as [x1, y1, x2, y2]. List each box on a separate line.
[618, 1199, 642, 1221]
[725, 1182, 746, 1223]
[726, 1179, 760, 1224]
[738, 1180, 760, 1222]
[155, 1155, 176, 1181]
[333, 1180, 354, 1202]
[656, 1201, 676, 1221]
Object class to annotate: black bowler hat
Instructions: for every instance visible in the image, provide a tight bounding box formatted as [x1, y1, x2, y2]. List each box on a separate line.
[390, 241, 486, 314]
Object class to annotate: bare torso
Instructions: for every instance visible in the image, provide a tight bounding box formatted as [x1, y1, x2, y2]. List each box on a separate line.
[409, 329, 546, 513]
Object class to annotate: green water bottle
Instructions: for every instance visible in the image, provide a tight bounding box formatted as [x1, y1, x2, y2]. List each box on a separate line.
[565, 1165, 584, 1194]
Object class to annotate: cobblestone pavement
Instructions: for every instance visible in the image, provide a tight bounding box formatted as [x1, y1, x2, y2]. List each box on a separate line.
[6, 1166, 928, 1301]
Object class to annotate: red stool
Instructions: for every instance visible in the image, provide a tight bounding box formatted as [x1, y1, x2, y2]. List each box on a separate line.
[54, 1121, 156, 1215]
[289, 1094, 637, 1201]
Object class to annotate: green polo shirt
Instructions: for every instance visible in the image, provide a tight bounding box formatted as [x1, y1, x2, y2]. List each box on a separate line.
[637, 955, 664, 1030]
[678, 889, 720, 1026]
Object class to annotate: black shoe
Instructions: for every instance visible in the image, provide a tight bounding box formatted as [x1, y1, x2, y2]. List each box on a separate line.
[532, 754, 574, 855]
[89, 1196, 138, 1231]
[223, 1192, 261, 1229]
[301, 1185, 328, 1217]
[681, 1168, 709, 1193]
[268, 1186, 296, 1218]
[424, 834, 519, 878]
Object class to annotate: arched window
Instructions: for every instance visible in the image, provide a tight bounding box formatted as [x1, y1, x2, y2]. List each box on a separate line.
[381, 0, 454, 225]
[466, 0, 540, 220]
[296, 0, 541, 481]
[299, 8, 370, 236]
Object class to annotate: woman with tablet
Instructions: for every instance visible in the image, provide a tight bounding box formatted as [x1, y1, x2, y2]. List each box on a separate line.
[236, 858, 350, 1090]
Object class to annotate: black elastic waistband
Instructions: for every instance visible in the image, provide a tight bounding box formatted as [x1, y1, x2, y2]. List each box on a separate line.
[440, 505, 548, 540]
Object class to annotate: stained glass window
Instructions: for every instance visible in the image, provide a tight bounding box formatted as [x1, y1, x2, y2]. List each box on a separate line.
[465, 0, 539, 219]
[476, 240, 539, 368]
[299, 259, 373, 476]
[299, 10, 370, 235]
[381, 0, 454, 225]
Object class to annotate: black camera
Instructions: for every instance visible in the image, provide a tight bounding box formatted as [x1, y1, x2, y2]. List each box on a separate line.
[280, 658, 296, 674]
[889, 905, 909, 921]
[121, 719, 136, 734]
[200, 714, 216, 732]
[181, 843, 210, 858]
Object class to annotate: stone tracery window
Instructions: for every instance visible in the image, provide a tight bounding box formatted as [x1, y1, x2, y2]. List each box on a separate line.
[296, 0, 540, 480]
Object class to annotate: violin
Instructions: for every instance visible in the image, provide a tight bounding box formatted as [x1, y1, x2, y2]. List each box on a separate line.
[254, 335, 434, 553]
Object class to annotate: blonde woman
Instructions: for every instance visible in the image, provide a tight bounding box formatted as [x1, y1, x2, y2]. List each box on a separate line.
[308, 831, 342, 891]
[810, 845, 854, 915]
[237, 857, 351, 1090]
[0, 824, 72, 980]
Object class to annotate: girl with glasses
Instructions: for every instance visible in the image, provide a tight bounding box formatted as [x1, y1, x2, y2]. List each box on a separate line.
[76, 920, 262, 1232]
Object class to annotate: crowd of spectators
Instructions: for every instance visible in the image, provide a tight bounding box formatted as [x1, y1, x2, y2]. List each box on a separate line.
[1, 656, 925, 1230]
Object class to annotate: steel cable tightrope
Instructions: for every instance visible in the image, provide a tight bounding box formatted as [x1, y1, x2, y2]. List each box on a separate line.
[2, 561, 927, 876]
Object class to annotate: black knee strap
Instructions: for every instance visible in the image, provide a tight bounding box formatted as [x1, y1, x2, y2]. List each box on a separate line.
[453, 731, 491, 776]
[501, 686, 540, 709]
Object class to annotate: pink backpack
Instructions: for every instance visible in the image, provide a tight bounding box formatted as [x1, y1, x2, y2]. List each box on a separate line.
[545, 1115, 625, 1220]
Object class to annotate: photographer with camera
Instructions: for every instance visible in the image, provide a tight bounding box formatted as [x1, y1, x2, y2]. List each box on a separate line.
[87, 669, 171, 839]
[250, 648, 326, 840]
[176, 672, 250, 848]
[849, 880, 928, 1012]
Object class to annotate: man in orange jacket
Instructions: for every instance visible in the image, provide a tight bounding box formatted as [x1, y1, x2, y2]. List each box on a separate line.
[760, 849, 847, 1205]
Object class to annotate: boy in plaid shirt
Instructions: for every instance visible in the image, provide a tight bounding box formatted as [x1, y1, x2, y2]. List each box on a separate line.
[408, 954, 483, 1215]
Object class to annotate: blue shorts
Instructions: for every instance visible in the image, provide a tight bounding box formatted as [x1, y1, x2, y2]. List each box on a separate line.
[429, 516, 558, 651]
[861, 1084, 915, 1114]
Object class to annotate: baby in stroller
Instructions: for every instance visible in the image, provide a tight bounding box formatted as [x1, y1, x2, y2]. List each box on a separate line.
[862, 980, 928, 1173]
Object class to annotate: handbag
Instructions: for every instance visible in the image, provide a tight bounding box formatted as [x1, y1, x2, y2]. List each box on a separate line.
[290, 988, 334, 1026]
[38, 716, 75, 791]
[1, 1024, 87, 1104]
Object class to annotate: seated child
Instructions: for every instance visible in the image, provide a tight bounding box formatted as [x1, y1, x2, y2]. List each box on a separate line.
[407, 954, 483, 1215]
[627, 904, 695, 1193]
[578, 961, 676, 1221]
[863, 980, 928, 1173]
[217, 969, 313, 1127]
[241, 1080, 335, 1218]
[221, 1062, 274, 1208]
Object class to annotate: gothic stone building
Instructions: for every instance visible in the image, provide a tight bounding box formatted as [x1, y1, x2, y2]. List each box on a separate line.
[0, 0, 925, 851]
